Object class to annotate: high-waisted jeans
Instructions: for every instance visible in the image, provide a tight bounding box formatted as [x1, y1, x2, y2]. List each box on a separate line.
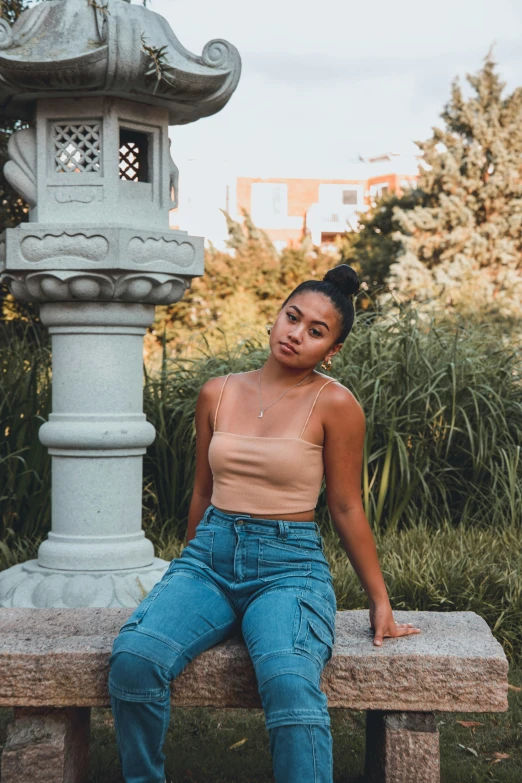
[108, 503, 337, 783]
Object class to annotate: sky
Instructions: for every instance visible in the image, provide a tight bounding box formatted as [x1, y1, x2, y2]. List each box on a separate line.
[146, 0, 522, 177]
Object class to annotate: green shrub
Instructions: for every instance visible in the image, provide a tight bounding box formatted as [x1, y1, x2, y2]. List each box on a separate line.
[2, 305, 521, 547]
[141, 307, 522, 541]
[0, 320, 51, 543]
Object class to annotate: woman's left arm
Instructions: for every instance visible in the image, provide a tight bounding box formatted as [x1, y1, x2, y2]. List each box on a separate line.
[322, 383, 421, 646]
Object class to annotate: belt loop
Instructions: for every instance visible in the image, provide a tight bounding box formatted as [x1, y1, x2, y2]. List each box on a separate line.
[203, 505, 212, 524]
[277, 520, 289, 539]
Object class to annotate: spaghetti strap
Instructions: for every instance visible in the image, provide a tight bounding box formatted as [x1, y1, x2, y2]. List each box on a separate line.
[213, 373, 232, 432]
[299, 379, 338, 439]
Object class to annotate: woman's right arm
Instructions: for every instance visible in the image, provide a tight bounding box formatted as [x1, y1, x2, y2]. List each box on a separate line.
[185, 377, 221, 543]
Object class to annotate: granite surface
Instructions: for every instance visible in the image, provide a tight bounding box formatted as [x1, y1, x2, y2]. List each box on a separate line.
[0, 608, 509, 712]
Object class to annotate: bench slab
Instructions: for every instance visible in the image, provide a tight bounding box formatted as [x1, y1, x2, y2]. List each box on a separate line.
[0, 608, 508, 713]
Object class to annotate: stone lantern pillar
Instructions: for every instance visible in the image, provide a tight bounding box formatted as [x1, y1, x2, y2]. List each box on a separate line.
[0, 0, 241, 607]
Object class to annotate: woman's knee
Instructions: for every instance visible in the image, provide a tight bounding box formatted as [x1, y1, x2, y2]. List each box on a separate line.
[108, 650, 170, 702]
[255, 652, 330, 729]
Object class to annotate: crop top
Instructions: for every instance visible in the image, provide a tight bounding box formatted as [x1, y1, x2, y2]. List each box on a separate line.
[207, 373, 338, 514]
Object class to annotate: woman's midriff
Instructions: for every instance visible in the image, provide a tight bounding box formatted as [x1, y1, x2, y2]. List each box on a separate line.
[213, 505, 315, 522]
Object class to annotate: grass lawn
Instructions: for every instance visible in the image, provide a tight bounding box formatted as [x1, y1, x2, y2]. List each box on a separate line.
[1, 665, 519, 782]
[1, 523, 520, 782]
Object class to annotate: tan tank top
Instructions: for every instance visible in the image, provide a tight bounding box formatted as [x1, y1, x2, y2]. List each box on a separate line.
[208, 373, 338, 514]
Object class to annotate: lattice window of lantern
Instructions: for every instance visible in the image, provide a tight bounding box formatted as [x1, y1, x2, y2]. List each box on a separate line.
[119, 129, 149, 182]
[54, 124, 101, 173]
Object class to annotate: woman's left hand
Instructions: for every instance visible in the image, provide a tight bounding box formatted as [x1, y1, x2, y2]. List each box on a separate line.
[369, 600, 421, 646]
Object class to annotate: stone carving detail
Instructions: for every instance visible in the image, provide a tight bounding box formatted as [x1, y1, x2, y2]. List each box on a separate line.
[169, 140, 179, 209]
[0, 559, 169, 608]
[53, 123, 101, 173]
[20, 232, 109, 264]
[127, 237, 195, 267]
[0, 269, 190, 305]
[3, 127, 37, 207]
[0, 19, 13, 50]
[48, 185, 104, 204]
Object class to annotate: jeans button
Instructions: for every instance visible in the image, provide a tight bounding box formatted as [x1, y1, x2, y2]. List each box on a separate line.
[237, 519, 244, 525]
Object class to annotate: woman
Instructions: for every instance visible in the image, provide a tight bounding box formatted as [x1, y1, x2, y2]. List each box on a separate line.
[108, 263, 421, 783]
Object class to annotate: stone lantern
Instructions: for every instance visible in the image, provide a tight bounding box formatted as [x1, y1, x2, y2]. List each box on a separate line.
[0, 0, 240, 607]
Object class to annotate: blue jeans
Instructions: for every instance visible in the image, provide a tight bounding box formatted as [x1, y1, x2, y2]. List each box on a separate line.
[108, 503, 337, 783]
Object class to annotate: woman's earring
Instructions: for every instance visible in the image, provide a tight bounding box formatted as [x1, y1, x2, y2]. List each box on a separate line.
[321, 357, 332, 371]
[266, 324, 272, 335]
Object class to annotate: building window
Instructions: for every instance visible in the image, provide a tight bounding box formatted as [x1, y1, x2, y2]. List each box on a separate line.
[251, 183, 288, 224]
[54, 123, 101, 173]
[369, 183, 390, 201]
[119, 129, 149, 182]
[342, 189, 358, 205]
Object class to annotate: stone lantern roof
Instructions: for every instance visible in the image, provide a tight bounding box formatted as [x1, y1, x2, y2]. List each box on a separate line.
[0, 0, 241, 123]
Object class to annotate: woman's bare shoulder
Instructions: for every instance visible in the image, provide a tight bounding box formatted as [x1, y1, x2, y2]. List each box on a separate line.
[199, 373, 231, 398]
[205, 370, 259, 389]
[316, 376, 364, 418]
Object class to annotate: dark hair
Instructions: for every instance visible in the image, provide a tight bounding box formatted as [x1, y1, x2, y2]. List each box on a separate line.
[280, 264, 360, 344]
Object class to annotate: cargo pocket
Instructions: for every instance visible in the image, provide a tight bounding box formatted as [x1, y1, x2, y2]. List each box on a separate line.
[258, 539, 312, 582]
[117, 573, 175, 633]
[293, 594, 336, 666]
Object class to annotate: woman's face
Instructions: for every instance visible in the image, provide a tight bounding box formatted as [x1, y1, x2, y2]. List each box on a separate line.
[270, 291, 343, 369]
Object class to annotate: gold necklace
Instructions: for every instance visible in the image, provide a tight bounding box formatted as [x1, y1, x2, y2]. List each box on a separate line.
[257, 367, 314, 418]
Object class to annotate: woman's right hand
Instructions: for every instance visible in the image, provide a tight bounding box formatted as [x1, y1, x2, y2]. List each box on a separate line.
[369, 600, 421, 647]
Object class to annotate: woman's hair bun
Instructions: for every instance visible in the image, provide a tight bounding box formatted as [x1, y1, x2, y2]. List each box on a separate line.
[323, 264, 360, 297]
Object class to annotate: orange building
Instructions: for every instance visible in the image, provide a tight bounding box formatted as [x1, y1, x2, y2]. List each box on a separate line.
[235, 153, 419, 248]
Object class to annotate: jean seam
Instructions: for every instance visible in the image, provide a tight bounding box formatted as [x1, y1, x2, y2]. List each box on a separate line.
[167, 617, 238, 678]
[260, 540, 313, 556]
[130, 628, 184, 654]
[308, 724, 318, 783]
[265, 713, 331, 729]
[294, 621, 333, 668]
[182, 529, 214, 570]
[253, 648, 296, 667]
[108, 680, 170, 702]
[259, 567, 311, 582]
[258, 668, 318, 688]
[112, 695, 124, 763]
[244, 585, 307, 617]
[150, 696, 170, 770]
[126, 576, 175, 628]
[298, 596, 336, 637]
[109, 643, 179, 672]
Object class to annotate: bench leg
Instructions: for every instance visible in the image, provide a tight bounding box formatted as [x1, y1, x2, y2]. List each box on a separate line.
[364, 711, 440, 783]
[1, 707, 91, 783]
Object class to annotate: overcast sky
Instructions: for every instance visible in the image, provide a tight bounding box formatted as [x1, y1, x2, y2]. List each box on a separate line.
[147, 0, 522, 176]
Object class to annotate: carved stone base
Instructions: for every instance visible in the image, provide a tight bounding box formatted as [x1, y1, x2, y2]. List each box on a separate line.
[0, 558, 169, 608]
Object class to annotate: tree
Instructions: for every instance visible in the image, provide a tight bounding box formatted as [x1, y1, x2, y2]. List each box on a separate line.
[344, 52, 522, 322]
[147, 211, 336, 363]
[339, 187, 423, 292]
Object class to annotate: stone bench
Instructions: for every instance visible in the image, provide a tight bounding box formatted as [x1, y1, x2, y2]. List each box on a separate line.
[0, 608, 508, 783]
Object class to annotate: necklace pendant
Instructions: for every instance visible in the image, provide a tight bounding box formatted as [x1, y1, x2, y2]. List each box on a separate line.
[258, 411, 263, 418]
